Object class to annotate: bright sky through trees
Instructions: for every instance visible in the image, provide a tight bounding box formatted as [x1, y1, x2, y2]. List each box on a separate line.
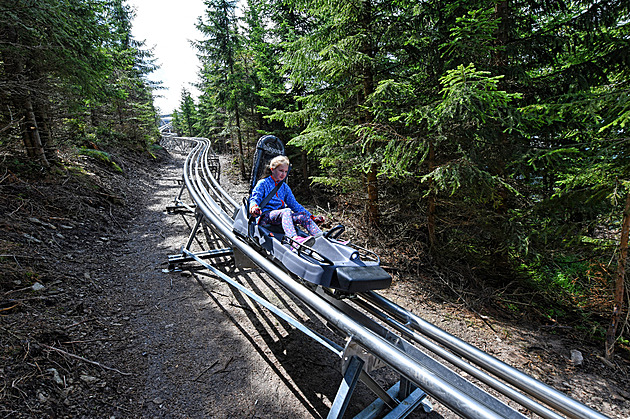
[128, 0, 206, 114]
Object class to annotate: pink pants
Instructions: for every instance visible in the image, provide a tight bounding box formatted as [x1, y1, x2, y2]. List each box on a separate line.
[259, 208, 321, 237]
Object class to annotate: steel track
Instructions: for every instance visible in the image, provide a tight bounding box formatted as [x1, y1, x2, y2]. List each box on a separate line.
[162, 135, 609, 419]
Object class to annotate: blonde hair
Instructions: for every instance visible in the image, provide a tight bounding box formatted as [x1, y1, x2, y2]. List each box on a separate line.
[269, 155, 289, 169]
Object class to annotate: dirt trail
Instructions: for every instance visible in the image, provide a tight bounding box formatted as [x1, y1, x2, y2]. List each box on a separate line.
[80, 151, 406, 418]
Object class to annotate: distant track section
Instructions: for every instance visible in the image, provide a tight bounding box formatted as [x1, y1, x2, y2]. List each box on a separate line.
[162, 134, 610, 419]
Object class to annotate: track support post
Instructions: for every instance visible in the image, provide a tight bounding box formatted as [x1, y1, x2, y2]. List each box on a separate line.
[183, 212, 204, 252]
[164, 211, 233, 272]
[166, 177, 196, 214]
[328, 355, 365, 419]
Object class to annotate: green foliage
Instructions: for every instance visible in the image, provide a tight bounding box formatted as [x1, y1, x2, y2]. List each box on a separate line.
[78, 148, 123, 172]
[0, 0, 160, 165]
[421, 158, 518, 206]
[434, 64, 521, 126]
[186, 0, 630, 337]
[173, 89, 199, 137]
[520, 255, 591, 296]
[441, 7, 500, 60]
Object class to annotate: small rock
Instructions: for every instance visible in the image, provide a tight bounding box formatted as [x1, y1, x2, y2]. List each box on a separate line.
[80, 374, 98, 384]
[152, 397, 163, 404]
[23, 233, 42, 244]
[61, 385, 75, 397]
[570, 349, 583, 366]
[31, 282, 45, 291]
[37, 391, 49, 403]
[29, 217, 56, 229]
[47, 368, 64, 385]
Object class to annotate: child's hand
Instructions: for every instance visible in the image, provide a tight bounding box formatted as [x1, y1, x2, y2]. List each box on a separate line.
[250, 204, 261, 216]
[311, 215, 325, 225]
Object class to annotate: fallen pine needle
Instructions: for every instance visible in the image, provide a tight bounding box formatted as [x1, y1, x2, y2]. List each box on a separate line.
[0, 303, 19, 312]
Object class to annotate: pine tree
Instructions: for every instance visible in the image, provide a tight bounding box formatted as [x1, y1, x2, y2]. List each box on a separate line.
[195, 0, 246, 178]
[0, 0, 160, 165]
[178, 89, 198, 137]
[0, 0, 110, 166]
[272, 0, 411, 225]
[91, 0, 160, 149]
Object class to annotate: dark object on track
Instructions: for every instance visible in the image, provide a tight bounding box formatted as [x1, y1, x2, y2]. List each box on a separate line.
[233, 135, 391, 293]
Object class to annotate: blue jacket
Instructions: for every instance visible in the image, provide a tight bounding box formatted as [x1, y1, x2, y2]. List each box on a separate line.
[250, 176, 311, 217]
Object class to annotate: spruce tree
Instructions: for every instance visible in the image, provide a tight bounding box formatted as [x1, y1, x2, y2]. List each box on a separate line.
[195, 0, 246, 178]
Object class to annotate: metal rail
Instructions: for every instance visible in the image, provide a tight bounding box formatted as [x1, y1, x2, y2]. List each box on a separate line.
[162, 135, 610, 419]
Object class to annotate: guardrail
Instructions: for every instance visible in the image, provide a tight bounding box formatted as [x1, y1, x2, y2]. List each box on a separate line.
[162, 135, 610, 419]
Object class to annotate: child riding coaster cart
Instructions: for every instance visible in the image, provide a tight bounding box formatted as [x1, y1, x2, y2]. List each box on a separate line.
[232, 135, 391, 294]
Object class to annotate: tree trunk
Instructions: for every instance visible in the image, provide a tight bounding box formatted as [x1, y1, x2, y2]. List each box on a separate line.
[366, 162, 378, 226]
[605, 190, 630, 359]
[2, 26, 49, 167]
[17, 103, 35, 157]
[301, 149, 309, 193]
[35, 102, 54, 163]
[493, 1, 509, 68]
[362, 63, 378, 226]
[359, 0, 379, 227]
[427, 141, 436, 248]
[20, 96, 50, 168]
[234, 102, 246, 180]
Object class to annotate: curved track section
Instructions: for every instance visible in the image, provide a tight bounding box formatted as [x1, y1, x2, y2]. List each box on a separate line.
[163, 135, 609, 419]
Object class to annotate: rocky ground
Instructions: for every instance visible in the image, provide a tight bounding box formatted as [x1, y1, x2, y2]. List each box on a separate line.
[0, 145, 629, 418]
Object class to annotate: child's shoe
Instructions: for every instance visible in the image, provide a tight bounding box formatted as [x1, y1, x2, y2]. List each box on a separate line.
[292, 235, 315, 250]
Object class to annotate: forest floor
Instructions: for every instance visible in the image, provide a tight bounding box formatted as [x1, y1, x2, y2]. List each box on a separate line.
[0, 145, 629, 418]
